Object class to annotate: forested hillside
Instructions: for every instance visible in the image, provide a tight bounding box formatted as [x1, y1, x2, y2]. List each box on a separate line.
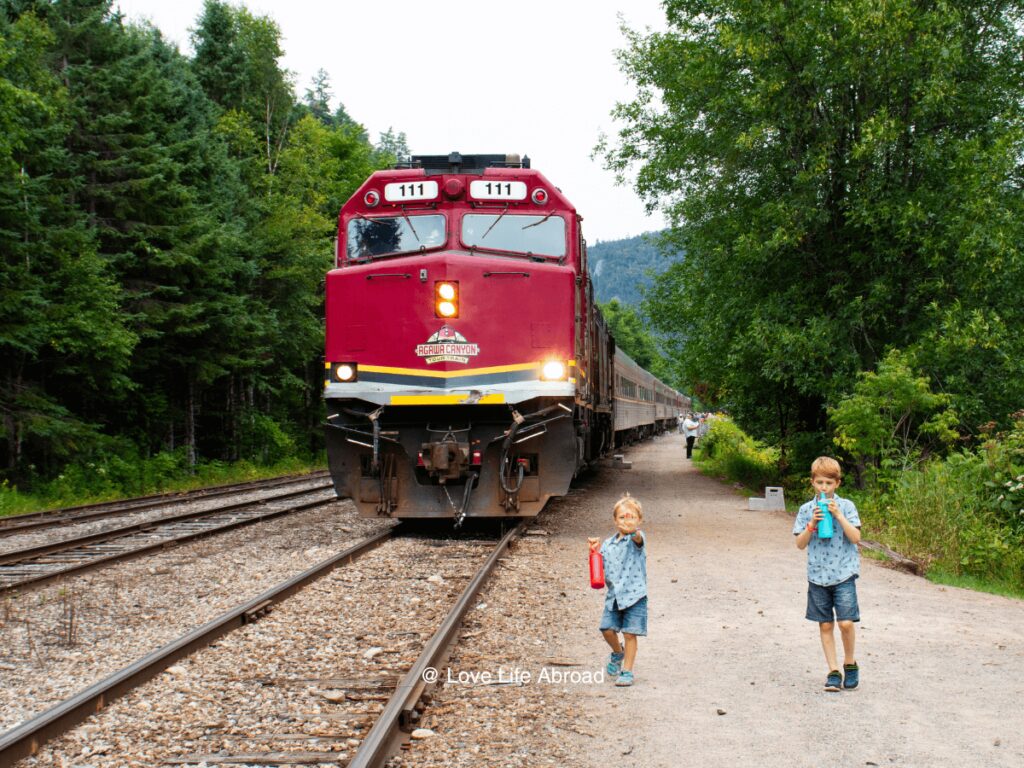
[0, 0, 405, 489]
[588, 233, 681, 307]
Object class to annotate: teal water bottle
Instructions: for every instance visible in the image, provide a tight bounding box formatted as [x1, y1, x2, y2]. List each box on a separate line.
[816, 492, 834, 539]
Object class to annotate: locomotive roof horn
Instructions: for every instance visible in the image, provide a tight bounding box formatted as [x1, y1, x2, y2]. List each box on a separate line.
[397, 152, 532, 173]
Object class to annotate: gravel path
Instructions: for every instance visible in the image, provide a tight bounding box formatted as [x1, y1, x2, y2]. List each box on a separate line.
[0, 496, 390, 732]
[394, 433, 1024, 768]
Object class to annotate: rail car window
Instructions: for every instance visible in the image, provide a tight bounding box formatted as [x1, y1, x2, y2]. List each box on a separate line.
[461, 213, 566, 258]
[346, 214, 446, 260]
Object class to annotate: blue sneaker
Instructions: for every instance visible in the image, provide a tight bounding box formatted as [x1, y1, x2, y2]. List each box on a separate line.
[843, 663, 859, 690]
[824, 670, 842, 692]
[606, 651, 624, 675]
[615, 670, 634, 687]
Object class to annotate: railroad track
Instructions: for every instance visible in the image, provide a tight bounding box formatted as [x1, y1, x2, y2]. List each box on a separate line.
[0, 522, 523, 767]
[0, 471, 331, 537]
[0, 483, 337, 594]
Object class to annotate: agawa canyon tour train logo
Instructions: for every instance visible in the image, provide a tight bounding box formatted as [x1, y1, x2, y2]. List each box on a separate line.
[415, 325, 481, 365]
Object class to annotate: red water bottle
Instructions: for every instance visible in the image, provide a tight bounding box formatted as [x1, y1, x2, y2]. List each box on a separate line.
[589, 550, 605, 589]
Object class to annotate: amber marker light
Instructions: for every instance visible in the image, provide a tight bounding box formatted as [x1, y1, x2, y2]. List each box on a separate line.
[435, 281, 459, 318]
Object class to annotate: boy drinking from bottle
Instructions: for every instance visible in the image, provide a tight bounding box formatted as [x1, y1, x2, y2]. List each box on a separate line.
[587, 493, 647, 687]
[794, 457, 862, 691]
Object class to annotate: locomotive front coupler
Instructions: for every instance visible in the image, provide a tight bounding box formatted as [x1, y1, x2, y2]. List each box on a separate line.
[420, 425, 472, 484]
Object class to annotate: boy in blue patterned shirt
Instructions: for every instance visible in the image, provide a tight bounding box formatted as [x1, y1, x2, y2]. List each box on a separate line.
[794, 457, 862, 692]
[588, 493, 647, 687]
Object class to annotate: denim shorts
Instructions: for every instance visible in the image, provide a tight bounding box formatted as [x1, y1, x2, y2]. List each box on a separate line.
[806, 576, 860, 623]
[599, 596, 648, 636]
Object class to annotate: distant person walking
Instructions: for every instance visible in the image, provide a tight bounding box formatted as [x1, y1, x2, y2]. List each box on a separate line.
[682, 413, 700, 459]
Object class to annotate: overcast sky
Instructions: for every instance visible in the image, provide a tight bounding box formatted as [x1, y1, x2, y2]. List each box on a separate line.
[115, 0, 669, 243]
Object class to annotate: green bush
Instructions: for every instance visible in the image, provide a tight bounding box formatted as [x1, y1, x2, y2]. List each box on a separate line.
[781, 430, 832, 478]
[0, 479, 44, 517]
[0, 449, 324, 518]
[983, 421, 1024, 538]
[829, 348, 958, 490]
[878, 422, 1024, 590]
[41, 448, 191, 505]
[696, 415, 1024, 594]
[237, 413, 299, 465]
[699, 418, 781, 490]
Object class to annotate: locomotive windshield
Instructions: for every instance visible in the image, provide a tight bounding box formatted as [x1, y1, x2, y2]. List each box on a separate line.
[461, 213, 566, 258]
[346, 214, 446, 260]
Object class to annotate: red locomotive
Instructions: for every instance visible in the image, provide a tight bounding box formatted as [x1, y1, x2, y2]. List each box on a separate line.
[324, 153, 687, 522]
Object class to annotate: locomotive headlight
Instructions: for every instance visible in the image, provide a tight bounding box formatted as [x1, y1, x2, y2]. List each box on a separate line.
[334, 363, 358, 382]
[541, 361, 567, 381]
[435, 281, 459, 318]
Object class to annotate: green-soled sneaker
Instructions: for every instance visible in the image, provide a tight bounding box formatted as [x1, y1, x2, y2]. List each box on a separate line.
[843, 663, 859, 690]
[824, 670, 842, 692]
[606, 651, 624, 676]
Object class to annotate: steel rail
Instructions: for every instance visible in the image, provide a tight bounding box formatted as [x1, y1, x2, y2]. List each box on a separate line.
[0, 487, 337, 595]
[348, 521, 526, 768]
[0, 471, 331, 536]
[0, 483, 334, 566]
[0, 526, 396, 767]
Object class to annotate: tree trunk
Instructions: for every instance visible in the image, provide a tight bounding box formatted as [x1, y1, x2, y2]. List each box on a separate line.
[4, 367, 24, 472]
[185, 377, 197, 469]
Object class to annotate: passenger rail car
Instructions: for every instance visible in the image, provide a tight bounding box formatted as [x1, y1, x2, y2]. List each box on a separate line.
[614, 350, 685, 442]
[324, 153, 687, 521]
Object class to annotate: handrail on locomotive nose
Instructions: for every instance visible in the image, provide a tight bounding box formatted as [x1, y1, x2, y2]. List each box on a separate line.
[425, 424, 471, 434]
[488, 401, 573, 445]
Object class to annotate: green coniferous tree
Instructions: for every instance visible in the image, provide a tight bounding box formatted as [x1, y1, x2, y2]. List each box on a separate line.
[0, 7, 135, 478]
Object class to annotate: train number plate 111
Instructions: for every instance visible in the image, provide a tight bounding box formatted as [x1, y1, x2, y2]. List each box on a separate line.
[384, 180, 439, 202]
[469, 180, 527, 201]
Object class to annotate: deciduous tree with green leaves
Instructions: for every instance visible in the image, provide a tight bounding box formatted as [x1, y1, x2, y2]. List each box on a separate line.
[603, 0, 1024, 446]
[829, 349, 958, 487]
[600, 299, 668, 381]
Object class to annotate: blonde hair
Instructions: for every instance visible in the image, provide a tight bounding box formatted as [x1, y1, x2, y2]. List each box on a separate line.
[613, 493, 643, 521]
[810, 456, 842, 481]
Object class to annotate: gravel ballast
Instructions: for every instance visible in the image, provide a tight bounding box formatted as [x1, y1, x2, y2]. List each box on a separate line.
[17, 534, 495, 766]
[0, 496, 389, 732]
